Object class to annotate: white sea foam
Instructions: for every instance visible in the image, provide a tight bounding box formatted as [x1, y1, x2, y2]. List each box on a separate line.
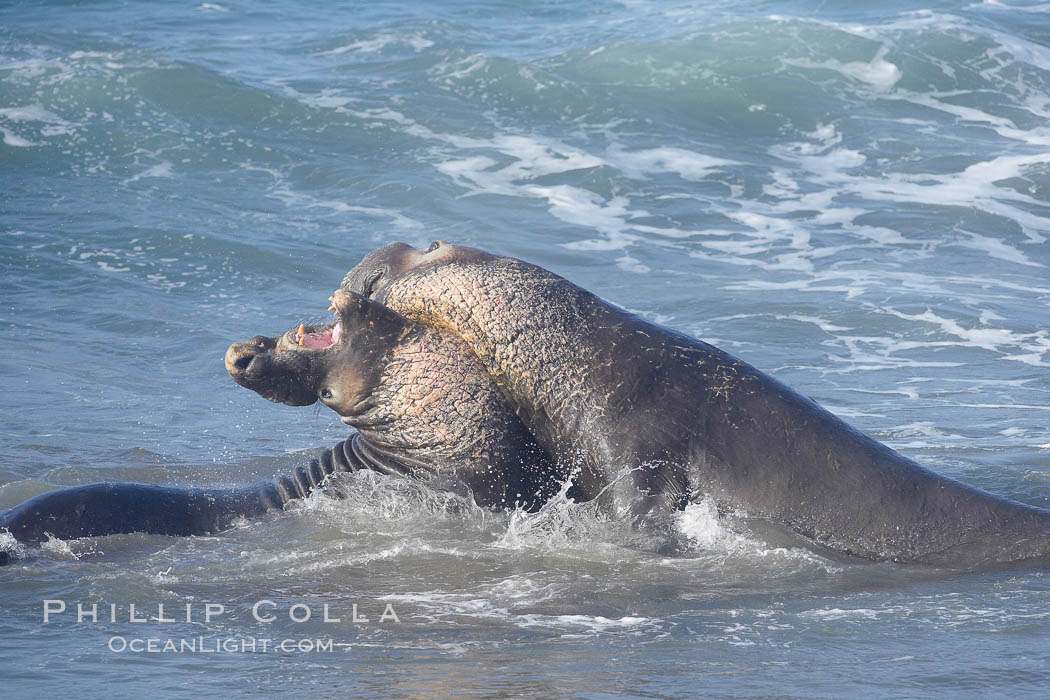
[0, 104, 68, 123]
[885, 421, 967, 443]
[955, 402, 1050, 412]
[0, 104, 77, 145]
[0, 127, 35, 147]
[783, 45, 902, 90]
[306, 201, 424, 230]
[240, 538, 477, 575]
[425, 134, 655, 272]
[774, 315, 852, 333]
[879, 308, 1050, 366]
[428, 52, 489, 82]
[293, 88, 357, 109]
[800, 593, 1050, 628]
[379, 588, 658, 633]
[819, 333, 969, 373]
[608, 146, 737, 181]
[951, 231, 1042, 266]
[675, 500, 838, 570]
[765, 122, 1050, 248]
[980, 0, 1050, 11]
[321, 34, 434, 56]
[124, 161, 174, 184]
[239, 162, 424, 230]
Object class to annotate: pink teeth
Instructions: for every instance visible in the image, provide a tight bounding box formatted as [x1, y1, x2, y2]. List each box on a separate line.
[290, 295, 344, 349]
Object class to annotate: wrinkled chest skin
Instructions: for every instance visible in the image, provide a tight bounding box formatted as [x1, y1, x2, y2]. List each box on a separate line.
[225, 291, 563, 511]
[344, 242, 1050, 569]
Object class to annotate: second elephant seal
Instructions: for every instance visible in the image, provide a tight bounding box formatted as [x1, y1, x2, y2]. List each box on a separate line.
[342, 241, 1050, 568]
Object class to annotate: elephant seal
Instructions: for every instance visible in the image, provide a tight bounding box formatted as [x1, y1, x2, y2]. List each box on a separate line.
[344, 241, 1050, 568]
[225, 288, 561, 510]
[0, 288, 561, 565]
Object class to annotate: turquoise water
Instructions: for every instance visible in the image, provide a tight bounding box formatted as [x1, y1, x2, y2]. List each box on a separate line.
[2, 0, 1050, 696]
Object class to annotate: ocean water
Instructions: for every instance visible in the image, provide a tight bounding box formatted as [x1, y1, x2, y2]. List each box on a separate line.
[2, 0, 1050, 696]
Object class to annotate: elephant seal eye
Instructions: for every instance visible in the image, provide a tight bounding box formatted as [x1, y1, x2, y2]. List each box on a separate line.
[425, 241, 441, 253]
[320, 388, 333, 400]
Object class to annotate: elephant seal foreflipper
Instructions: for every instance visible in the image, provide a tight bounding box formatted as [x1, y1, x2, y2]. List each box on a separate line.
[343, 241, 1050, 568]
[0, 438, 368, 553]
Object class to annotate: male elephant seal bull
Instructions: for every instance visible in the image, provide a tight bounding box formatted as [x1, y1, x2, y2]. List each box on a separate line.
[226, 288, 561, 510]
[344, 241, 1050, 568]
[0, 289, 560, 563]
